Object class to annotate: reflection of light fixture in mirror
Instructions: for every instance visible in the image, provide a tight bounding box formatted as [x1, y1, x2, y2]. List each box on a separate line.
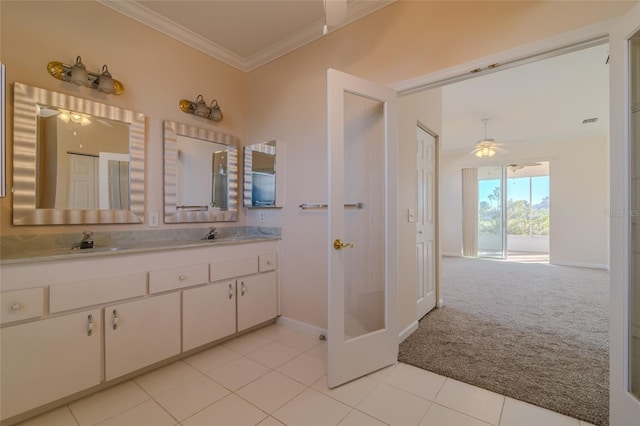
[47, 56, 125, 95]
[179, 95, 224, 122]
[56, 109, 92, 126]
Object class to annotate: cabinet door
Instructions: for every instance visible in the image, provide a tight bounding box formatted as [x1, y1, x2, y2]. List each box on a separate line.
[237, 272, 278, 332]
[105, 293, 180, 381]
[183, 282, 237, 351]
[0, 309, 101, 421]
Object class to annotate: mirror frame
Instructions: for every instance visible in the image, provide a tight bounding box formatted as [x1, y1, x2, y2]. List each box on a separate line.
[163, 120, 238, 223]
[12, 82, 146, 225]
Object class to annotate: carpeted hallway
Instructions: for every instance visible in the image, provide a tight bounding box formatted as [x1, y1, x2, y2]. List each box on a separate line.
[399, 256, 609, 426]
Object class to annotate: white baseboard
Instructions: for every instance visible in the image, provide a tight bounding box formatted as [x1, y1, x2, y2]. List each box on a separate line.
[278, 316, 420, 344]
[550, 261, 609, 271]
[277, 316, 328, 339]
[399, 321, 418, 343]
[441, 252, 461, 257]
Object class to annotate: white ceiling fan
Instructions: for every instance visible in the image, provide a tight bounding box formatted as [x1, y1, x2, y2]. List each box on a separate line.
[507, 162, 542, 173]
[471, 118, 505, 158]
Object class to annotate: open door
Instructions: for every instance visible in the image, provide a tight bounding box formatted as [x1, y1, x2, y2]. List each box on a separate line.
[609, 2, 640, 424]
[327, 69, 399, 388]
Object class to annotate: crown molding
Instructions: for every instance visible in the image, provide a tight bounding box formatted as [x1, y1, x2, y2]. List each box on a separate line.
[97, 0, 248, 71]
[97, 0, 394, 73]
[244, 0, 394, 71]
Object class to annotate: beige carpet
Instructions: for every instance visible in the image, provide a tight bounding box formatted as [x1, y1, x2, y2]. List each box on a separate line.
[399, 256, 609, 426]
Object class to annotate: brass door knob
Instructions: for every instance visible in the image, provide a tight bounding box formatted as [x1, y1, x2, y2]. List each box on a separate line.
[333, 239, 355, 250]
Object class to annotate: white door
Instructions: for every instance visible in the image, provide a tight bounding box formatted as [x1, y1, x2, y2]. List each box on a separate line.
[416, 126, 437, 319]
[610, 3, 640, 424]
[67, 154, 98, 209]
[327, 68, 398, 388]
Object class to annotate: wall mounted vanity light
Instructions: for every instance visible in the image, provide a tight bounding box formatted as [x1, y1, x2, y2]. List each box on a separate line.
[179, 95, 223, 122]
[47, 56, 124, 95]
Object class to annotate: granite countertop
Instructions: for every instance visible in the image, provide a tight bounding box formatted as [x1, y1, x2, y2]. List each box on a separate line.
[0, 227, 281, 265]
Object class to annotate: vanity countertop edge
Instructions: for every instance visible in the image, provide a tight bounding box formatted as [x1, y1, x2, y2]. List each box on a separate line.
[0, 227, 281, 265]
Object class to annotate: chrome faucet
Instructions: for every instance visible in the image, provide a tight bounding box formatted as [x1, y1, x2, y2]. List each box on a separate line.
[73, 231, 95, 249]
[203, 227, 218, 240]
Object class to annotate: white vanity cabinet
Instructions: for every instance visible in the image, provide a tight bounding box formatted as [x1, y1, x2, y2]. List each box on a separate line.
[183, 281, 237, 351]
[237, 271, 278, 332]
[0, 309, 101, 420]
[0, 239, 279, 423]
[105, 292, 181, 381]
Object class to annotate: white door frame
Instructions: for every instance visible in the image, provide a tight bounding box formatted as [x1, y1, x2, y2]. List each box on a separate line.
[609, 2, 640, 423]
[390, 10, 639, 424]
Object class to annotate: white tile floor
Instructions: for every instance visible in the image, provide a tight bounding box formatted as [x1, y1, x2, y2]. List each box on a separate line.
[18, 324, 596, 426]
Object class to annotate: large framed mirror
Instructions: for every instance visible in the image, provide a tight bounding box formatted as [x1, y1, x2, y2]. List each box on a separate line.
[12, 82, 145, 225]
[163, 120, 238, 223]
[243, 140, 282, 208]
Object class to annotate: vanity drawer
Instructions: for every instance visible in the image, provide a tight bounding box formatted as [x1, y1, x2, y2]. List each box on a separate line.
[210, 257, 258, 282]
[259, 253, 277, 272]
[1, 288, 44, 324]
[149, 263, 208, 294]
[50, 273, 147, 313]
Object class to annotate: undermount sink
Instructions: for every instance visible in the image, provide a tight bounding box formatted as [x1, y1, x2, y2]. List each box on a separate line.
[80, 246, 122, 253]
[204, 236, 256, 242]
[49, 246, 124, 255]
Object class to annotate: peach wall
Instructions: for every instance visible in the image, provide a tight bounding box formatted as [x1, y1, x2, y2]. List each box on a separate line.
[0, 1, 247, 236]
[245, 1, 633, 330]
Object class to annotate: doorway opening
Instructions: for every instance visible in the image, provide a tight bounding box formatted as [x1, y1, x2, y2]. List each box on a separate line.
[400, 39, 610, 424]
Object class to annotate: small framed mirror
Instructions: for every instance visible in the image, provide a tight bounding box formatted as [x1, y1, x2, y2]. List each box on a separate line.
[163, 120, 238, 223]
[243, 140, 281, 208]
[12, 82, 145, 225]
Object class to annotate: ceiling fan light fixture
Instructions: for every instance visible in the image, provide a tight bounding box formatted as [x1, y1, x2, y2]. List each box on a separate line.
[475, 146, 496, 157]
[472, 119, 499, 158]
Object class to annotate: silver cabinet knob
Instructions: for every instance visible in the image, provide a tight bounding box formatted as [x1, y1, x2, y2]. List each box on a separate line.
[11, 303, 21, 311]
[179, 275, 186, 281]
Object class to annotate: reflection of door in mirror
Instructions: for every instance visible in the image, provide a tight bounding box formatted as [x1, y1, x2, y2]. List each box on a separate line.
[67, 154, 97, 209]
[176, 135, 229, 211]
[212, 150, 228, 209]
[36, 105, 130, 210]
[98, 153, 130, 210]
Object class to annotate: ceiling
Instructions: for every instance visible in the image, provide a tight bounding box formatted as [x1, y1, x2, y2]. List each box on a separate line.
[98, 0, 393, 72]
[98, 1, 609, 154]
[441, 43, 610, 154]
